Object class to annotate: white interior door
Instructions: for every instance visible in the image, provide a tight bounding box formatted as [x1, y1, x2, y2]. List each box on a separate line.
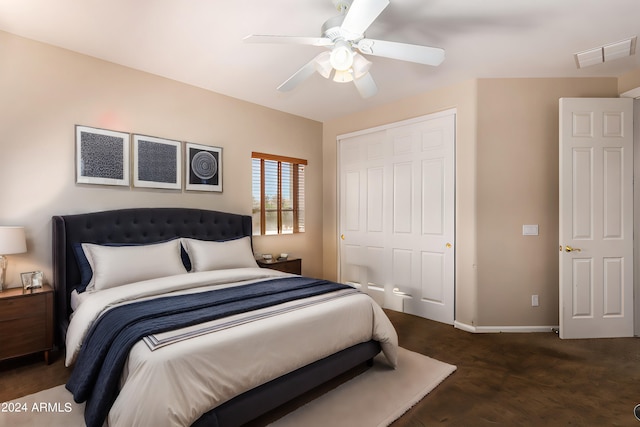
[338, 111, 455, 324]
[559, 97, 634, 339]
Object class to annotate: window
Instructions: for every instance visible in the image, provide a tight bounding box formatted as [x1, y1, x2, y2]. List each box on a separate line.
[252, 152, 307, 235]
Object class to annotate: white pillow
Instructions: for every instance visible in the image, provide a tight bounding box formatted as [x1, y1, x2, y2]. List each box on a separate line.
[181, 236, 258, 272]
[82, 239, 187, 291]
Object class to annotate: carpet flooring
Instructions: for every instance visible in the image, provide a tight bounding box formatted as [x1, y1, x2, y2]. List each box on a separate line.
[0, 348, 455, 427]
[384, 310, 640, 427]
[1, 309, 639, 426]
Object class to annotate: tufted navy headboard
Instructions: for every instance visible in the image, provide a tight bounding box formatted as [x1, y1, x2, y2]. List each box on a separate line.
[52, 208, 252, 344]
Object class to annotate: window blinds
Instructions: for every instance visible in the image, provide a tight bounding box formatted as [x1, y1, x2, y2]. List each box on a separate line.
[251, 152, 306, 235]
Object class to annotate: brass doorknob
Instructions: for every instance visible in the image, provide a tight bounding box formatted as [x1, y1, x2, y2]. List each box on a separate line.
[340, 234, 345, 240]
[565, 245, 581, 252]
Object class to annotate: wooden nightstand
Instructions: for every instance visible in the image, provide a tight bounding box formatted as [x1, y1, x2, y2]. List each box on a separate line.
[256, 258, 302, 275]
[0, 285, 54, 364]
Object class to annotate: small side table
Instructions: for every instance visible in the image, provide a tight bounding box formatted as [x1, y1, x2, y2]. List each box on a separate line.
[256, 258, 302, 275]
[0, 285, 54, 364]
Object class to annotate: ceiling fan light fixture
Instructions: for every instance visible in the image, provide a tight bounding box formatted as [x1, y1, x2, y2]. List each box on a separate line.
[333, 69, 354, 83]
[352, 53, 371, 79]
[330, 40, 354, 71]
[254, 0, 444, 97]
[314, 51, 333, 78]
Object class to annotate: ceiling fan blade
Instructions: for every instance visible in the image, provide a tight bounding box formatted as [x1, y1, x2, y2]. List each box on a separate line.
[277, 57, 319, 92]
[340, 0, 390, 38]
[243, 34, 333, 47]
[356, 38, 445, 66]
[353, 72, 378, 98]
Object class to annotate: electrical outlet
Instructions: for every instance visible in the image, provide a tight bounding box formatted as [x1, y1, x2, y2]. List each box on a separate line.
[531, 295, 539, 307]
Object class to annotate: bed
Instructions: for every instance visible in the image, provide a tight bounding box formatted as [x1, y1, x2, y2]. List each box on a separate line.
[52, 207, 397, 427]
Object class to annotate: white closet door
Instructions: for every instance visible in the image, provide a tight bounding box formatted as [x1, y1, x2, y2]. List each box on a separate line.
[559, 97, 634, 338]
[338, 111, 455, 324]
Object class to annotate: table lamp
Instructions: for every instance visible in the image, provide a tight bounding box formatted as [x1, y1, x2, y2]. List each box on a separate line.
[0, 226, 27, 292]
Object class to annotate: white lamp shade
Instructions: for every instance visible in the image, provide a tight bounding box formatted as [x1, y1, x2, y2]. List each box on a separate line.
[0, 227, 27, 255]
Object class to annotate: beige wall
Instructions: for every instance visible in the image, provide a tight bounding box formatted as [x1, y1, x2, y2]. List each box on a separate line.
[619, 67, 640, 94]
[3, 28, 638, 328]
[323, 80, 479, 326]
[0, 31, 324, 285]
[475, 78, 618, 326]
[323, 77, 621, 328]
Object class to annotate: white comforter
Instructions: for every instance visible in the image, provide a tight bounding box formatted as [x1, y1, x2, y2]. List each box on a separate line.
[65, 268, 398, 427]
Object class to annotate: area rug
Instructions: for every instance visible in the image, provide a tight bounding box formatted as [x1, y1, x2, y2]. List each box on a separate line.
[271, 347, 456, 427]
[0, 348, 455, 427]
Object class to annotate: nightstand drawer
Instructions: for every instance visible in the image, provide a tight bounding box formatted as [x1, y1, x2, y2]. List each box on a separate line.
[0, 316, 47, 360]
[2, 294, 46, 321]
[0, 285, 54, 363]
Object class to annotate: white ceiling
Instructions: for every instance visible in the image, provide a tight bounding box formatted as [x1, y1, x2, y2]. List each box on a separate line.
[0, 0, 639, 122]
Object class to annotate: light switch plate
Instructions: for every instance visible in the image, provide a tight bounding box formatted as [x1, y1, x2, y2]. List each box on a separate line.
[522, 225, 539, 236]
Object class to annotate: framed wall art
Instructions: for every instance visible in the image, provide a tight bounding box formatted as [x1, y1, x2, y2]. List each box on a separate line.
[185, 143, 222, 192]
[132, 134, 182, 190]
[76, 125, 130, 186]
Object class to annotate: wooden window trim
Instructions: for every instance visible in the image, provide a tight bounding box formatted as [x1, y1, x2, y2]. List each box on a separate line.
[252, 152, 306, 235]
[293, 165, 299, 233]
[252, 152, 308, 166]
[259, 158, 265, 234]
[277, 161, 282, 232]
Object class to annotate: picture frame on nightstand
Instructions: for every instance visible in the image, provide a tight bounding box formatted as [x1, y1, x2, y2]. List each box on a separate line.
[21, 270, 44, 292]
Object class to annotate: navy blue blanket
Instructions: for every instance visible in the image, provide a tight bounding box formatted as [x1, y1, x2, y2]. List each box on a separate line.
[66, 276, 351, 427]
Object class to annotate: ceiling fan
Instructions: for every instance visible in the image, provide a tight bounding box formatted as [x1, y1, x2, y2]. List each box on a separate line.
[244, 0, 445, 98]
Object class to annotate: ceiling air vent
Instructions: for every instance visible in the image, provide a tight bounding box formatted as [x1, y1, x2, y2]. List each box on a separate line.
[574, 36, 637, 68]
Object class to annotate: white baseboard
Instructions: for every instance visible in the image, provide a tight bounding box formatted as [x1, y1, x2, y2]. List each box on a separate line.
[453, 321, 477, 333]
[454, 321, 558, 334]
